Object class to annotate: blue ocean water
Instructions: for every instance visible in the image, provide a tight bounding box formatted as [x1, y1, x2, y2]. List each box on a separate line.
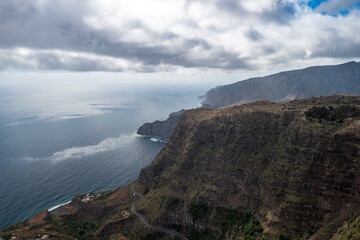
[0, 79, 207, 230]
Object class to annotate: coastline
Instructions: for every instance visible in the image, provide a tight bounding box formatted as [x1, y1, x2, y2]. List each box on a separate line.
[48, 200, 72, 212]
[137, 133, 166, 143]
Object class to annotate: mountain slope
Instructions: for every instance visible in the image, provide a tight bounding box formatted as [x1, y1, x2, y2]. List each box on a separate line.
[202, 61, 360, 108]
[137, 95, 360, 239]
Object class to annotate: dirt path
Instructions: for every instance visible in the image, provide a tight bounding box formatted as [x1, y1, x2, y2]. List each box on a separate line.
[131, 183, 188, 240]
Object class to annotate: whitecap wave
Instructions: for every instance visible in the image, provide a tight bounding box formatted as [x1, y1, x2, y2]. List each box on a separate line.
[48, 200, 72, 211]
[150, 137, 166, 143]
[24, 133, 138, 162]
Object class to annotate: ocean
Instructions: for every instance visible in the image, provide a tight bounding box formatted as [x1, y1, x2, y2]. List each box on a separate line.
[0, 78, 208, 230]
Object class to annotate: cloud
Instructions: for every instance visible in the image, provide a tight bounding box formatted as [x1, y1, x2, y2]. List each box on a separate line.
[0, 0, 359, 72]
[316, 0, 360, 15]
[0, 48, 142, 71]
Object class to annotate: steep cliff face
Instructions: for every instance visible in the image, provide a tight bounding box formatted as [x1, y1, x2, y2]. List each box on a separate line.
[137, 95, 360, 239]
[201, 61, 360, 108]
[137, 109, 185, 141]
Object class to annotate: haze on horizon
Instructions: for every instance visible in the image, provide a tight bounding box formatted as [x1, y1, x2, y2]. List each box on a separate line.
[0, 0, 360, 83]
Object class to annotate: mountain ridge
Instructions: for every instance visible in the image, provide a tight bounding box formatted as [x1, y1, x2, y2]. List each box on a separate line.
[202, 61, 360, 108]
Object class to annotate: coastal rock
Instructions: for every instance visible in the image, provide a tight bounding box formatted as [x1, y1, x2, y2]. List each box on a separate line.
[137, 109, 185, 141]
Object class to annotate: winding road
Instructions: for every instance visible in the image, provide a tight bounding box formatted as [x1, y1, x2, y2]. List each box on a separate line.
[131, 183, 188, 240]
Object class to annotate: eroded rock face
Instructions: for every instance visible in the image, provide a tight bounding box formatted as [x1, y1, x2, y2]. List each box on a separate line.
[138, 95, 360, 238]
[137, 109, 185, 141]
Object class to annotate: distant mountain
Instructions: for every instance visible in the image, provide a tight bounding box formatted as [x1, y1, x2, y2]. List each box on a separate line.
[202, 61, 360, 108]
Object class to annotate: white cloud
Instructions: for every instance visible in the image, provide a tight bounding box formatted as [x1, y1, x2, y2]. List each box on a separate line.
[0, 48, 145, 72]
[0, 0, 359, 73]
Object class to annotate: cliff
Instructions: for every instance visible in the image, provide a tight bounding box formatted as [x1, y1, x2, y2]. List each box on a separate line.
[137, 109, 185, 141]
[137, 95, 360, 239]
[2, 95, 360, 240]
[138, 61, 360, 143]
[201, 61, 360, 108]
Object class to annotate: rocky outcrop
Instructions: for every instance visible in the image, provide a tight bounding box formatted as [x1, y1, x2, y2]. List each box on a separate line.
[138, 95, 360, 239]
[137, 109, 185, 141]
[201, 61, 360, 108]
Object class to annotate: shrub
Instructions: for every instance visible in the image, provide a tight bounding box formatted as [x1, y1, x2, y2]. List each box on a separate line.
[189, 202, 212, 221]
[305, 105, 360, 121]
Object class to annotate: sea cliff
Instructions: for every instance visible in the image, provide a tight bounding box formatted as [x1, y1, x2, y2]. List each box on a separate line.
[137, 95, 360, 239]
[137, 109, 185, 141]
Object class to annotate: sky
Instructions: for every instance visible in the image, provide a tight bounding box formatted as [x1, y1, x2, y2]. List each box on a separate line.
[0, 0, 360, 82]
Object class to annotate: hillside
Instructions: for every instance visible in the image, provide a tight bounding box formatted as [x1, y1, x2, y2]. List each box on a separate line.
[1, 95, 360, 240]
[137, 95, 360, 239]
[201, 61, 360, 108]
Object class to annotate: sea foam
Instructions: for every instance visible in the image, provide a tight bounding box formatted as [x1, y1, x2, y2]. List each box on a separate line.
[24, 133, 138, 162]
[48, 200, 72, 212]
[150, 137, 166, 143]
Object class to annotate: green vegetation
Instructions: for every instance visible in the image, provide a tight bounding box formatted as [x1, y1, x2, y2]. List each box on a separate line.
[305, 105, 360, 121]
[277, 234, 291, 240]
[0, 234, 11, 240]
[187, 204, 263, 239]
[332, 211, 360, 239]
[166, 197, 181, 209]
[243, 217, 263, 240]
[215, 207, 252, 231]
[188, 202, 213, 221]
[63, 220, 98, 239]
[46, 219, 99, 240]
[215, 207, 263, 239]
[188, 229, 214, 240]
[1, 225, 18, 232]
